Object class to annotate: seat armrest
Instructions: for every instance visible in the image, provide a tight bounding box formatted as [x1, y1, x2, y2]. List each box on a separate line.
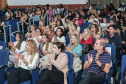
[116, 71, 121, 84]
[66, 69, 74, 84]
[0, 65, 7, 69]
[39, 68, 48, 76]
[75, 69, 83, 77]
[30, 68, 40, 84]
[66, 69, 74, 76]
[4, 65, 14, 73]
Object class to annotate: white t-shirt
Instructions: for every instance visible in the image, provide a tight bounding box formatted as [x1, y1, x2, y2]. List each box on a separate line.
[88, 18, 99, 24]
[33, 36, 42, 47]
[14, 41, 26, 53]
[52, 36, 66, 45]
[100, 23, 109, 31]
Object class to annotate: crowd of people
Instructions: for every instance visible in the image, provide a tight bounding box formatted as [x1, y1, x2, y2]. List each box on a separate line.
[0, 1, 126, 84]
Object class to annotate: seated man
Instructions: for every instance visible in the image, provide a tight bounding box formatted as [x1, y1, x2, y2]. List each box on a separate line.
[79, 38, 111, 84]
[104, 25, 122, 60]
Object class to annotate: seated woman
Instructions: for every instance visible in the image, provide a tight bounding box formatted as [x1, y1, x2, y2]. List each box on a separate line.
[38, 20, 45, 33]
[43, 25, 54, 40]
[54, 19, 64, 32]
[25, 24, 37, 40]
[52, 28, 66, 45]
[31, 28, 42, 48]
[80, 28, 94, 46]
[8, 40, 39, 84]
[91, 24, 101, 39]
[38, 42, 68, 84]
[73, 14, 82, 26]
[39, 34, 53, 68]
[68, 24, 79, 37]
[8, 32, 26, 64]
[66, 34, 82, 72]
[74, 19, 80, 32]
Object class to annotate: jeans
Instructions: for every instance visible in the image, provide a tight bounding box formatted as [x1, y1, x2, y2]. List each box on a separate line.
[79, 72, 104, 84]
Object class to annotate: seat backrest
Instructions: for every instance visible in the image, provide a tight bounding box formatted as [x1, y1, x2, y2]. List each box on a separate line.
[65, 33, 70, 46]
[9, 19, 19, 24]
[80, 22, 91, 33]
[121, 55, 126, 84]
[0, 41, 6, 50]
[0, 50, 9, 66]
[10, 22, 18, 33]
[105, 44, 116, 63]
[11, 36, 16, 42]
[65, 52, 73, 69]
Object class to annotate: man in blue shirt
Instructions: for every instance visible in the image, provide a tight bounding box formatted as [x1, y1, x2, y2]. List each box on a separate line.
[79, 38, 111, 84]
[104, 25, 122, 59]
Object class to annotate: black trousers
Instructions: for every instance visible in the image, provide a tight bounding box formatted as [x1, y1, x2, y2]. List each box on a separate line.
[37, 70, 64, 84]
[79, 72, 104, 84]
[8, 67, 31, 84]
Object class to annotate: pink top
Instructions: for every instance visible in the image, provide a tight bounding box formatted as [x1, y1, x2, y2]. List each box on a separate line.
[73, 19, 83, 26]
[48, 11, 53, 19]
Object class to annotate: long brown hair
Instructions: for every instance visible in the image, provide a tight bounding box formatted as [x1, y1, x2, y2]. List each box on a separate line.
[15, 32, 25, 50]
[40, 34, 50, 55]
[26, 40, 38, 63]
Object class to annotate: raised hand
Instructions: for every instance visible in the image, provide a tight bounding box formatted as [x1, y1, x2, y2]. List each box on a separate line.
[88, 54, 93, 63]
[18, 53, 25, 61]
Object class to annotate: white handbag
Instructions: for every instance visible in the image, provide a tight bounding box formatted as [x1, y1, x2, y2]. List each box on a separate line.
[73, 57, 82, 73]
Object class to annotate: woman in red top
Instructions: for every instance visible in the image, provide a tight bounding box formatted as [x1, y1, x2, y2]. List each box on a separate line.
[80, 28, 94, 46]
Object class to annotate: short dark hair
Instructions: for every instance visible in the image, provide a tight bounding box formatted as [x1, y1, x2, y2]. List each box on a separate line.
[108, 25, 117, 30]
[56, 27, 64, 38]
[54, 42, 65, 52]
[35, 28, 42, 35]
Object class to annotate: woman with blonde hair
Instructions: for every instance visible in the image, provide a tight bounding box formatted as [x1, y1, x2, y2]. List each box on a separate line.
[8, 40, 39, 84]
[80, 28, 94, 46]
[66, 34, 82, 72]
